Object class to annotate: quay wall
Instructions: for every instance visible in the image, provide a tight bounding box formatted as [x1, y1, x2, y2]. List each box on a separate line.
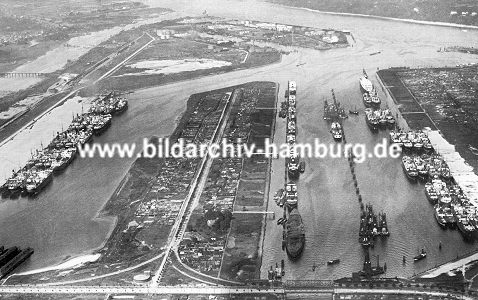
[375, 72, 409, 131]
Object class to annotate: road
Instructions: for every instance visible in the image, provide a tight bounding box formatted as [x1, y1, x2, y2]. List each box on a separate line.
[0, 285, 473, 299]
[94, 32, 156, 83]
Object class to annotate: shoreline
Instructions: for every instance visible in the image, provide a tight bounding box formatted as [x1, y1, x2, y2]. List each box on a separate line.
[276, 3, 478, 30]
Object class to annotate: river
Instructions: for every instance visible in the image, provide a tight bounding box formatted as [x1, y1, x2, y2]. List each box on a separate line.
[1, 0, 478, 279]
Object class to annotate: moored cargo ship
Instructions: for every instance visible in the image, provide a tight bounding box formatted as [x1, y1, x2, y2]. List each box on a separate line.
[330, 122, 343, 141]
[287, 150, 300, 180]
[285, 182, 298, 208]
[284, 208, 305, 261]
[359, 69, 374, 93]
[401, 155, 418, 181]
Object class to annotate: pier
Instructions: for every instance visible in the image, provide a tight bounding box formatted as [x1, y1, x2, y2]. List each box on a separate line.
[0, 72, 49, 78]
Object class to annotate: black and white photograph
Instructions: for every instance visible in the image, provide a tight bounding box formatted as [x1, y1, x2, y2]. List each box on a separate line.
[1, 0, 478, 299]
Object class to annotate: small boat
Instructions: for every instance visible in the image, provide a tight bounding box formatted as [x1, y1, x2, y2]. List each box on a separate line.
[413, 249, 427, 262]
[327, 259, 340, 265]
[299, 161, 305, 173]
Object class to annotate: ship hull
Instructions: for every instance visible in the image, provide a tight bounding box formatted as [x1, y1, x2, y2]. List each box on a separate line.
[401, 163, 418, 182]
[288, 169, 300, 180]
[285, 240, 305, 261]
[434, 212, 447, 229]
[27, 173, 53, 196]
[359, 80, 373, 94]
[457, 221, 474, 242]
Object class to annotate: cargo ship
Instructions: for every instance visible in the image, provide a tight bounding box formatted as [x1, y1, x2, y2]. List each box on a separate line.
[425, 181, 439, 204]
[1, 92, 128, 198]
[401, 155, 418, 181]
[288, 106, 296, 121]
[360, 69, 381, 107]
[364, 108, 379, 131]
[285, 182, 298, 208]
[452, 202, 477, 241]
[330, 122, 343, 141]
[287, 150, 300, 180]
[323, 90, 348, 121]
[288, 81, 296, 96]
[413, 156, 428, 181]
[389, 130, 433, 153]
[287, 120, 296, 135]
[359, 69, 374, 93]
[284, 208, 305, 261]
[24, 169, 53, 196]
[434, 204, 447, 228]
[359, 204, 390, 247]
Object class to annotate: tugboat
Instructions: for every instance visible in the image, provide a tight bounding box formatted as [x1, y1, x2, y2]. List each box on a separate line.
[284, 209, 305, 261]
[285, 182, 298, 208]
[330, 122, 343, 141]
[299, 161, 306, 173]
[362, 92, 372, 107]
[327, 259, 340, 265]
[413, 249, 427, 262]
[349, 107, 359, 115]
[279, 102, 288, 118]
[274, 188, 285, 205]
[378, 212, 390, 236]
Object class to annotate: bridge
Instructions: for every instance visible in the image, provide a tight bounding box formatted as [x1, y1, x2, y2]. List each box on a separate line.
[0, 72, 49, 78]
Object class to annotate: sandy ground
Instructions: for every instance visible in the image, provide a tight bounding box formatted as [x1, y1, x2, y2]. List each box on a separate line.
[120, 59, 233, 76]
[0, 95, 45, 120]
[16, 254, 101, 276]
[420, 253, 476, 278]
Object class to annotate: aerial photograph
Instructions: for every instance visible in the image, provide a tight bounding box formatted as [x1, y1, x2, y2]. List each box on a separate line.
[1, 0, 478, 299]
